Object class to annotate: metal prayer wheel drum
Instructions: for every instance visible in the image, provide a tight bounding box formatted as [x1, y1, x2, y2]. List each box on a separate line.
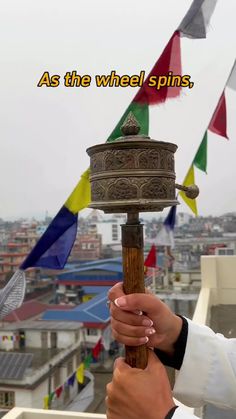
[86, 116, 178, 213]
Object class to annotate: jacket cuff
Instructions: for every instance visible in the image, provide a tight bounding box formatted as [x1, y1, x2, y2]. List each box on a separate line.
[165, 406, 178, 418]
[154, 316, 188, 370]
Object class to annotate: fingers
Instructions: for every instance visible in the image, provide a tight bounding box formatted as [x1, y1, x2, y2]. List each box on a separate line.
[111, 317, 155, 345]
[113, 293, 162, 315]
[110, 302, 153, 327]
[112, 329, 149, 346]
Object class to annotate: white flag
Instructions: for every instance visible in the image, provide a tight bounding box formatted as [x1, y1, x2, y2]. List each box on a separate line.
[179, 0, 218, 39]
[227, 61, 236, 91]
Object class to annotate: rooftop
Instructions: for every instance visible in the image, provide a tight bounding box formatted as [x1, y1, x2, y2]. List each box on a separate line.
[0, 352, 33, 380]
[0, 320, 83, 331]
[3, 300, 75, 323]
[43, 290, 110, 323]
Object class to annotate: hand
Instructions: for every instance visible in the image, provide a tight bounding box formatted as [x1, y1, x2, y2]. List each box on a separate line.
[106, 349, 175, 419]
[108, 282, 182, 354]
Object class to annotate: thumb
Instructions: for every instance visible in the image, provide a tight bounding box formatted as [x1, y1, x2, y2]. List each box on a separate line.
[146, 349, 162, 371]
[108, 282, 124, 302]
[113, 357, 131, 379]
[114, 293, 162, 315]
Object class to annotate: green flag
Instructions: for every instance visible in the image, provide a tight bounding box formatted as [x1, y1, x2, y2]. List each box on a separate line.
[107, 102, 149, 142]
[84, 353, 93, 369]
[193, 131, 207, 173]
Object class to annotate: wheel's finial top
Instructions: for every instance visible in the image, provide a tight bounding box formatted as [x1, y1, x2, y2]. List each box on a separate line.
[121, 112, 140, 136]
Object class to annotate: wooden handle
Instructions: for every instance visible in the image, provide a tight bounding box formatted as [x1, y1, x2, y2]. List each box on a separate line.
[121, 221, 148, 369]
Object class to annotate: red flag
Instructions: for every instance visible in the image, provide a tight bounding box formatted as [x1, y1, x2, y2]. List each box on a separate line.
[134, 31, 182, 105]
[208, 92, 228, 139]
[55, 386, 63, 398]
[144, 245, 157, 268]
[92, 339, 102, 360]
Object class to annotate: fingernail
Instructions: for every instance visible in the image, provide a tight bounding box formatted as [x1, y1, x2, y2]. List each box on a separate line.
[140, 336, 149, 343]
[133, 310, 143, 316]
[142, 319, 153, 327]
[114, 297, 127, 307]
[145, 328, 156, 335]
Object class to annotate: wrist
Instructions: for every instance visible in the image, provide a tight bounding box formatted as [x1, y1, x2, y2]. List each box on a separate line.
[158, 315, 183, 355]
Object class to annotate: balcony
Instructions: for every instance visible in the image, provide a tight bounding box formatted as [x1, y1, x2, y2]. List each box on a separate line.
[2, 408, 106, 419]
[189, 255, 236, 418]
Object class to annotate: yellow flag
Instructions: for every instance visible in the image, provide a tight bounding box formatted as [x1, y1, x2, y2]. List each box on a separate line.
[76, 363, 84, 384]
[65, 168, 91, 214]
[43, 395, 49, 410]
[179, 165, 198, 216]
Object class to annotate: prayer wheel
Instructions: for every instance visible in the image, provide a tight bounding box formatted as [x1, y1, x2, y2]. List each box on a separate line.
[86, 112, 199, 369]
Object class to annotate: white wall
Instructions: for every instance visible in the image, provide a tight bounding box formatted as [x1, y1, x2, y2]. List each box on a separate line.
[32, 381, 48, 409]
[201, 255, 236, 305]
[0, 387, 33, 408]
[0, 333, 15, 351]
[84, 329, 102, 344]
[24, 330, 81, 349]
[95, 221, 121, 245]
[25, 331, 42, 348]
[57, 331, 80, 349]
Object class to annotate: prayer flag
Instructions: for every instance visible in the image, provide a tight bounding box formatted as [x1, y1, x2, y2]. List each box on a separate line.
[179, 0, 218, 39]
[179, 166, 198, 216]
[154, 206, 176, 249]
[193, 131, 208, 172]
[76, 363, 84, 384]
[43, 396, 49, 410]
[144, 245, 157, 268]
[208, 93, 228, 139]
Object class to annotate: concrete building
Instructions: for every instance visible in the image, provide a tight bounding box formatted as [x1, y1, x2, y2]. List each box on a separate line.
[70, 234, 102, 262]
[0, 243, 28, 282]
[176, 212, 192, 228]
[43, 290, 112, 355]
[0, 320, 94, 414]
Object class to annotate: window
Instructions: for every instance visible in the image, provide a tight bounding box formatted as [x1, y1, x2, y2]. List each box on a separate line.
[87, 328, 98, 336]
[0, 391, 15, 408]
[112, 224, 118, 240]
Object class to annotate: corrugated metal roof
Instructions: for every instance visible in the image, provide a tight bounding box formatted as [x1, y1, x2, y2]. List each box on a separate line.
[0, 320, 83, 331]
[57, 263, 122, 277]
[3, 300, 49, 322]
[43, 290, 110, 323]
[82, 286, 111, 294]
[0, 352, 33, 380]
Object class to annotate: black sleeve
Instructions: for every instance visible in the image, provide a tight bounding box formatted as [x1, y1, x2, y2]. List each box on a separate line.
[154, 316, 188, 370]
[165, 406, 178, 419]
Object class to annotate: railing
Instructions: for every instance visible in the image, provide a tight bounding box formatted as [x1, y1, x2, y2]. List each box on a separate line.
[2, 408, 106, 419]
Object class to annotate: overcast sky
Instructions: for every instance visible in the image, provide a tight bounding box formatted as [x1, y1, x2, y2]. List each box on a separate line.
[0, 0, 236, 220]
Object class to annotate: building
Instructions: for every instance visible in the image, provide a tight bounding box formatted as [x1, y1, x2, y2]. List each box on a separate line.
[42, 290, 112, 355]
[69, 234, 102, 262]
[0, 320, 94, 414]
[0, 243, 28, 282]
[54, 258, 122, 304]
